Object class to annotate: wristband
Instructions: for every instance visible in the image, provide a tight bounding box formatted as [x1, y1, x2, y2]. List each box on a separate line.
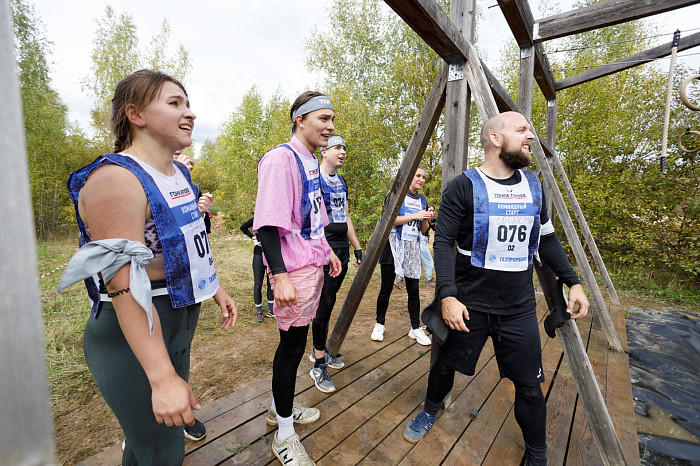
[354, 249, 363, 262]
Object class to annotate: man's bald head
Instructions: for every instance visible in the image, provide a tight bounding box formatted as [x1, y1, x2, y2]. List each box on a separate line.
[480, 112, 526, 149]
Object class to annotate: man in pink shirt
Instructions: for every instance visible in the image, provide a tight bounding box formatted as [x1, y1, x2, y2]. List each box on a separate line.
[254, 91, 341, 466]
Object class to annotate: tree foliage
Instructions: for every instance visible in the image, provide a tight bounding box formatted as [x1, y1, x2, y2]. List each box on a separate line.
[11, 0, 93, 237]
[81, 6, 192, 152]
[495, 1, 699, 284]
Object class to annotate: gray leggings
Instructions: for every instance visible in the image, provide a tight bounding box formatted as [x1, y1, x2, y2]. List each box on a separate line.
[83, 292, 190, 465]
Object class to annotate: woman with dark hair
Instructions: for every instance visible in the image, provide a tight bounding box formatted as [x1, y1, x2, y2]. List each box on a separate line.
[253, 90, 342, 465]
[58, 69, 237, 464]
[372, 167, 434, 346]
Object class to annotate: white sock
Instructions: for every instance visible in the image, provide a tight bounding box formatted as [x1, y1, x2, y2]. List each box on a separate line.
[276, 414, 295, 442]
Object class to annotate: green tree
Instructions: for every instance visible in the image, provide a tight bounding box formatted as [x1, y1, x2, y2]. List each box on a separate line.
[495, 2, 699, 286]
[11, 0, 93, 237]
[81, 6, 192, 152]
[209, 87, 290, 227]
[303, 0, 451, 242]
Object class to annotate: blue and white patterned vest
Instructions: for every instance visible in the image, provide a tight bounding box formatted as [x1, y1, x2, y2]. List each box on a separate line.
[320, 171, 347, 224]
[67, 153, 218, 317]
[464, 168, 542, 272]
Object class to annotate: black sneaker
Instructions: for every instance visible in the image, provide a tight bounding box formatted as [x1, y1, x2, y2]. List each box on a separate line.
[267, 309, 276, 318]
[184, 418, 206, 441]
[255, 309, 264, 322]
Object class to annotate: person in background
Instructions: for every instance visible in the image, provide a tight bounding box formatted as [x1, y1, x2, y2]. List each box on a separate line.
[420, 203, 436, 287]
[371, 167, 434, 346]
[308, 134, 363, 393]
[173, 149, 214, 441]
[240, 216, 274, 322]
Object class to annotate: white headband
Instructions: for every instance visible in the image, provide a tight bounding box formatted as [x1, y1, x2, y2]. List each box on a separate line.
[292, 95, 334, 121]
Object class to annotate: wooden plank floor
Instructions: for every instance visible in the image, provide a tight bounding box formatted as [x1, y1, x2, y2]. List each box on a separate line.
[80, 293, 639, 465]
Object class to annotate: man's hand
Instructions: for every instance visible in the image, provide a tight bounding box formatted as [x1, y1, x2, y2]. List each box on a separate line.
[273, 273, 298, 307]
[441, 296, 470, 332]
[198, 193, 213, 215]
[353, 248, 363, 267]
[328, 251, 342, 277]
[567, 284, 589, 319]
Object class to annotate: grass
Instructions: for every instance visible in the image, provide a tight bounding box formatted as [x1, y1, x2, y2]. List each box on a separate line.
[606, 264, 699, 311]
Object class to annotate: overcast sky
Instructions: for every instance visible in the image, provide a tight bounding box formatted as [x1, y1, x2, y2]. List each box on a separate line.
[27, 0, 700, 155]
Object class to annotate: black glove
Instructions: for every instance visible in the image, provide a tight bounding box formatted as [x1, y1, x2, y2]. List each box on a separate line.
[544, 278, 571, 338]
[354, 248, 363, 262]
[421, 294, 448, 345]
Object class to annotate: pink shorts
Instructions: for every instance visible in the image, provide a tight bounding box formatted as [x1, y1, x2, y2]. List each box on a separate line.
[268, 265, 324, 331]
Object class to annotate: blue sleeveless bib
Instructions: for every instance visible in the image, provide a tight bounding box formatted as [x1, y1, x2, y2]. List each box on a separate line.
[464, 168, 542, 271]
[67, 153, 218, 317]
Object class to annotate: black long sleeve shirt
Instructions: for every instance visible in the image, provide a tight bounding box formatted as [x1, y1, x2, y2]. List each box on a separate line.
[435, 170, 580, 315]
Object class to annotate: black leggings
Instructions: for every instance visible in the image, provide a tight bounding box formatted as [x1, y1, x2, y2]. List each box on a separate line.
[253, 249, 273, 306]
[271, 325, 309, 417]
[312, 248, 349, 351]
[376, 263, 420, 329]
[424, 359, 546, 464]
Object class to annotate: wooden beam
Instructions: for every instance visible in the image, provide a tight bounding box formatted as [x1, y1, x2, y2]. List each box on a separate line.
[535, 263, 627, 466]
[442, 0, 476, 190]
[383, 0, 467, 63]
[545, 99, 557, 226]
[0, 3, 57, 463]
[536, 0, 700, 42]
[482, 63, 519, 113]
[518, 45, 535, 120]
[497, 0, 557, 100]
[549, 153, 622, 306]
[557, 31, 700, 91]
[327, 64, 448, 355]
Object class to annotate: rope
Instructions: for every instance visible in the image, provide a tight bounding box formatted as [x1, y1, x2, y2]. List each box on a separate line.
[661, 31, 681, 161]
[38, 260, 69, 280]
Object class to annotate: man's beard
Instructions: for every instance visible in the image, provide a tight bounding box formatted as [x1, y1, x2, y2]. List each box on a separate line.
[499, 146, 531, 170]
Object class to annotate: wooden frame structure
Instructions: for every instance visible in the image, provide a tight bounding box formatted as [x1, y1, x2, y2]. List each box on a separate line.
[0, 1, 57, 464]
[3, 0, 699, 464]
[327, 0, 700, 464]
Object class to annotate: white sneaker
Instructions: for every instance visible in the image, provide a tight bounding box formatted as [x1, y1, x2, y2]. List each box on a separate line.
[371, 323, 385, 341]
[272, 432, 315, 465]
[408, 327, 431, 346]
[266, 401, 320, 425]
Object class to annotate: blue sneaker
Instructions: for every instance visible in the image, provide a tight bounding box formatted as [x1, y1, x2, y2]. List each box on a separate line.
[403, 410, 436, 443]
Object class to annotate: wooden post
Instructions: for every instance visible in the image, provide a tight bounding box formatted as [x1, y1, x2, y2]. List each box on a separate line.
[327, 64, 448, 355]
[549, 153, 622, 305]
[518, 45, 535, 120]
[431, 0, 476, 396]
[442, 0, 475, 189]
[534, 261, 627, 465]
[545, 99, 557, 226]
[0, 2, 56, 464]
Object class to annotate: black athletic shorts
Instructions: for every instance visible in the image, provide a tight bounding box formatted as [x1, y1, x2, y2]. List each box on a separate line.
[437, 307, 544, 386]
